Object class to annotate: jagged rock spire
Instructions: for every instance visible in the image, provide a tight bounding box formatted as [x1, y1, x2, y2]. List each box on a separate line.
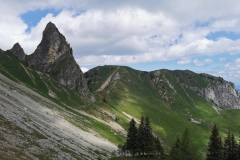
[26, 22, 91, 96]
[8, 43, 26, 61]
[27, 22, 73, 72]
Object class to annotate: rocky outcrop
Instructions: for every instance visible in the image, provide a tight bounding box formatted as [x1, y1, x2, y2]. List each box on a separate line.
[7, 43, 26, 61]
[150, 70, 240, 109]
[27, 22, 90, 96]
[150, 70, 176, 103]
[200, 74, 240, 109]
[27, 22, 71, 72]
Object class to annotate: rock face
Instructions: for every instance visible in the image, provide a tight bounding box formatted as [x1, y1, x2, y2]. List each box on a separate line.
[200, 74, 240, 109]
[27, 22, 89, 95]
[150, 70, 176, 103]
[7, 43, 26, 61]
[150, 70, 240, 109]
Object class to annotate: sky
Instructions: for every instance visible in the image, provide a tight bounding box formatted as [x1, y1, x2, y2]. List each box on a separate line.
[0, 0, 240, 88]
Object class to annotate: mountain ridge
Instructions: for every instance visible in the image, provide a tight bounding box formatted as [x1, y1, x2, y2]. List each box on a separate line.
[86, 65, 240, 109]
[1, 22, 240, 159]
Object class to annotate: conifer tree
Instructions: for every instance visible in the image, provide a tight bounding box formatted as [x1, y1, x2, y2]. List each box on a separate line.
[144, 117, 154, 155]
[206, 124, 223, 160]
[223, 131, 231, 160]
[169, 137, 182, 160]
[154, 137, 165, 159]
[237, 139, 240, 160]
[137, 116, 146, 156]
[223, 131, 238, 160]
[123, 116, 167, 158]
[126, 119, 138, 156]
[231, 134, 238, 160]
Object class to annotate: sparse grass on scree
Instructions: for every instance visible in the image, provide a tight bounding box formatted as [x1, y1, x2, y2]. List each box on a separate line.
[0, 52, 123, 146]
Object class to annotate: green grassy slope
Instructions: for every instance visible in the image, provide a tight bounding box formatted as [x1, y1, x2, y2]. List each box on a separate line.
[2, 50, 240, 159]
[0, 52, 123, 145]
[85, 65, 240, 159]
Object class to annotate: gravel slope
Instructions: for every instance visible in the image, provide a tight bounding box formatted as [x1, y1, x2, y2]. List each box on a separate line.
[0, 73, 117, 160]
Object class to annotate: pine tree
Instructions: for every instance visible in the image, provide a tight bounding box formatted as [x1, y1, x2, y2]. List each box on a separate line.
[154, 137, 165, 159]
[237, 138, 240, 160]
[169, 137, 182, 160]
[223, 131, 231, 160]
[144, 117, 154, 155]
[206, 124, 223, 160]
[231, 134, 238, 160]
[126, 119, 138, 156]
[137, 116, 146, 156]
[223, 131, 238, 160]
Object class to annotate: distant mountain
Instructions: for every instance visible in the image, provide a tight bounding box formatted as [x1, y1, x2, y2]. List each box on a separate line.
[85, 65, 240, 157]
[0, 22, 240, 160]
[86, 66, 240, 109]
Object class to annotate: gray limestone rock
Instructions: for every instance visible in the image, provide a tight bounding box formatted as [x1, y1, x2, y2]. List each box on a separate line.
[26, 22, 90, 96]
[7, 43, 26, 61]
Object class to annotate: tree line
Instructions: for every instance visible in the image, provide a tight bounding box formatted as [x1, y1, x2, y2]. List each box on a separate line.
[120, 117, 165, 159]
[119, 117, 199, 160]
[206, 125, 240, 160]
[119, 118, 240, 160]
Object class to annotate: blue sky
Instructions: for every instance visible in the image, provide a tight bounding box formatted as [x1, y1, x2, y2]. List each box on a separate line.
[21, 9, 61, 32]
[1, 0, 240, 87]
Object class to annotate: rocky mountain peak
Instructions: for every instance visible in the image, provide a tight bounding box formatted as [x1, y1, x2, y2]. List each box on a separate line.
[26, 22, 91, 97]
[27, 22, 73, 72]
[44, 21, 58, 32]
[8, 42, 26, 61]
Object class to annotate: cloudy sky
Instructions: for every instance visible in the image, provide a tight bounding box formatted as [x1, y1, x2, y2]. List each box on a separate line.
[1, 0, 240, 87]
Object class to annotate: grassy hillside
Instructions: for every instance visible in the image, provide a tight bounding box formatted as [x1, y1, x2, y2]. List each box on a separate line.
[85, 65, 240, 159]
[0, 52, 124, 146]
[2, 50, 240, 159]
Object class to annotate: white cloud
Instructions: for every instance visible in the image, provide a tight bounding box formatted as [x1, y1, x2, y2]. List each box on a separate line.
[177, 58, 191, 65]
[1, 0, 240, 84]
[12, 9, 240, 65]
[193, 58, 213, 67]
[216, 58, 240, 85]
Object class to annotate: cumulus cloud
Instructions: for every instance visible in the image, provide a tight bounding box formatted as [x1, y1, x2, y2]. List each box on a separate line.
[177, 58, 191, 65]
[216, 58, 240, 85]
[3, 8, 239, 64]
[193, 58, 213, 67]
[1, 0, 240, 84]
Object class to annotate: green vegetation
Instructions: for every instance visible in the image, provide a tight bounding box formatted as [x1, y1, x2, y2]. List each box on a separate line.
[206, 125, 223, 160]
[0, 52, 123, 145]
[118, 117, 165, 159]
[116, 122, 240, 160]
[86, 66, 240, 159]
[206, 125, 240, 160]
[169, 129, 200, 160]
[2, 51, 240, 160]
